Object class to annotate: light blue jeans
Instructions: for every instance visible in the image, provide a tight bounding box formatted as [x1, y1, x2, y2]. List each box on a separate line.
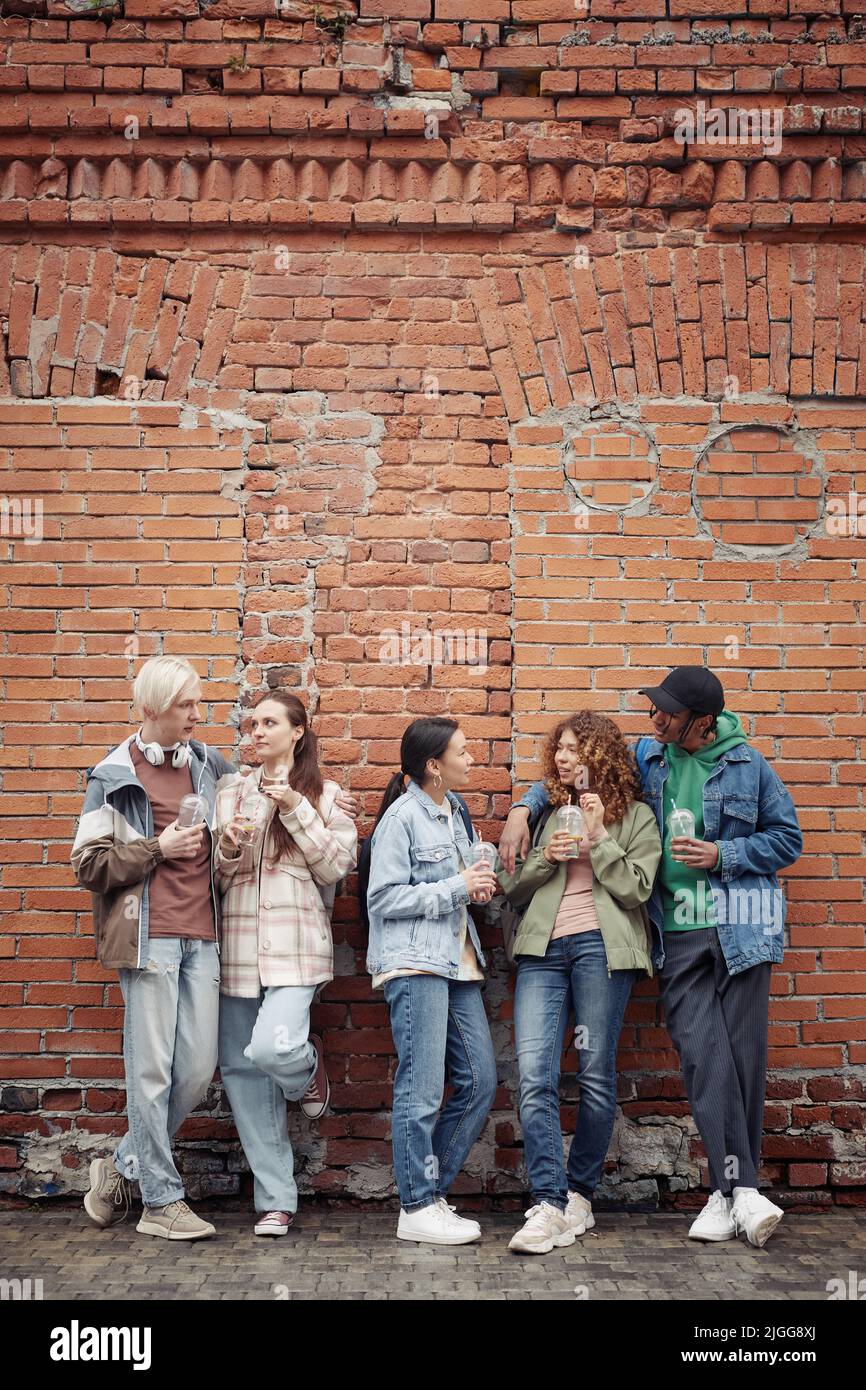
[218, 985, 317, 1214]
[515, 931, 639, 1208]
[383, 975, 497, 1213]
[114, 937, 220, 1208]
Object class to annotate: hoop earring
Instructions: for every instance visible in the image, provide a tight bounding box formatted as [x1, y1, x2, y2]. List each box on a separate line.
[432, 772, 442, 790]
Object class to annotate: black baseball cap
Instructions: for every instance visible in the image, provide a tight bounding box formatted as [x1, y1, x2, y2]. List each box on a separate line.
[638, 666, 725, 716]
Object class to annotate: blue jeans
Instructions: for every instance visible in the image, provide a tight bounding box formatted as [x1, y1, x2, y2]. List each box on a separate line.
[218, 985, 318, 1214]
[114, 937, 220, 1208]
[383, 975, 497, 1213]
[514, 931, 639, 1208]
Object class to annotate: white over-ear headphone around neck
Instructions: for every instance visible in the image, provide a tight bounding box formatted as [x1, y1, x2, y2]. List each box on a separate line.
[134, 728, 192, 769]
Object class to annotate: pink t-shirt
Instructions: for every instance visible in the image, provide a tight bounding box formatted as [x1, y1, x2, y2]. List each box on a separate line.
[550, 852, 601, 939]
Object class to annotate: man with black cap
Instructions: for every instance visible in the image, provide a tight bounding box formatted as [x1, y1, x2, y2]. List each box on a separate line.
[499, 665, 802, 1248]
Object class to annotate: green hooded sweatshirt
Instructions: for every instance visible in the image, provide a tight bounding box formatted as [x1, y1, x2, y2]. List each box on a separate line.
[661, 709, 749, 932]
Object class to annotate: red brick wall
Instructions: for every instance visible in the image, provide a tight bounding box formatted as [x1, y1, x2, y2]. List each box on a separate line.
[0, 0, 864, 1209]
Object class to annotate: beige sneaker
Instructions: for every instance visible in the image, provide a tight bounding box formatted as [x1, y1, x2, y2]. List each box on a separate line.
[508, 1202, 576, 1254]
[136, 1199, 215, 1241]
[83, 1155, 132, 1228]
[565, 1190, 596, 1236]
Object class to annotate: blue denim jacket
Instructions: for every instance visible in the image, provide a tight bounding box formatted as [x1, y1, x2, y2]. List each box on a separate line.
[366, 780, 487, 980]
[514, 737, 803, 977]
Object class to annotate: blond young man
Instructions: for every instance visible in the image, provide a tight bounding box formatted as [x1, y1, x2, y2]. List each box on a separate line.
[72, 656, 239, 1238]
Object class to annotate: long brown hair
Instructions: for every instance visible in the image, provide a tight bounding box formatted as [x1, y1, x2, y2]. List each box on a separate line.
[540, 711, 641, 826]
[247, 691, 324, 864]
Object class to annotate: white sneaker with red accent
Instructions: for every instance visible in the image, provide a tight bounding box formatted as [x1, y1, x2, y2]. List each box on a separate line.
[254, 1210, 293, 1237]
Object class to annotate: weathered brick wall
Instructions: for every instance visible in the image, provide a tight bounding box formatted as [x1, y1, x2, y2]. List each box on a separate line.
[0, 0, 864, 1209]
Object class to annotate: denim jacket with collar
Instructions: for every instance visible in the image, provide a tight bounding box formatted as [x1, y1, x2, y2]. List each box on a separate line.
[514, 737, 803, 977]
[366, 780, 487, 980]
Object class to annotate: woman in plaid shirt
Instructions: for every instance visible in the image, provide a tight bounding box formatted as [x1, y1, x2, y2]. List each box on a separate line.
[214, 692, 357, 1237]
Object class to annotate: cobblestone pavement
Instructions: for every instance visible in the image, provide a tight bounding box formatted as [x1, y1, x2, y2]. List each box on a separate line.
[1, 1203, 863, 1302]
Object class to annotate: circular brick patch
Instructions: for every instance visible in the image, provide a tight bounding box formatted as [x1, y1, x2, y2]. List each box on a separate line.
[564, 421, 658, 511]
[694, 427, 822, 552]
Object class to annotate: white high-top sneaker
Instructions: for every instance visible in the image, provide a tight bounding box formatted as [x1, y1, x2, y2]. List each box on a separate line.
[565, 1191, 596, 1235]
[508, 1202, 576, 1254]
[731, 1189, 784, 1247]
[397, 1201, 481, 1245]
[688, 1189, 736, 1241]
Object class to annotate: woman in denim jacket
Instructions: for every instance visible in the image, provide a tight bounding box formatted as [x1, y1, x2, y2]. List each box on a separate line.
[366, 717, 499, 1246]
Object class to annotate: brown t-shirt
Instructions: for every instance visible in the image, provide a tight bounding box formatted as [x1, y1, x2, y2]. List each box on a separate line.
[130, 744, 215, 941]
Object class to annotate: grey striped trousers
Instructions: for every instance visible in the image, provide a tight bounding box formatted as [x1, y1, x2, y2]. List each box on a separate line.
[659, 926, 772, 1194]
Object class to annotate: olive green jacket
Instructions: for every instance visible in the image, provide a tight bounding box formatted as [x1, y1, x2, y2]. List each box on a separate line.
[496, 800, 663, 976]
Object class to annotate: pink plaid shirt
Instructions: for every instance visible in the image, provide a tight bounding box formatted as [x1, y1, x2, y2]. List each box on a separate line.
[214, 772, 357, 997]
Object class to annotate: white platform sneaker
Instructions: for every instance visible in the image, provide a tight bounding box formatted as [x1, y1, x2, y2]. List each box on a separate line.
[731, 1189, 784, 1247]
[397, 1200, 481, 1245]
[688, 1189, 736, 1241]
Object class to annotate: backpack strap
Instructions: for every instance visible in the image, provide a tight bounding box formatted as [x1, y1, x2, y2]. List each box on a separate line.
[529, 801, 555, 849]
[634, 736, 654, 785]
[453, 791, 474, 841]
[357, 833, 372, 932]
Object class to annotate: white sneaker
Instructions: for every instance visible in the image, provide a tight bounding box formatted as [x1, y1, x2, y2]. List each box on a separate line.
[689, 1189, 735, 1241]
[508, 1202, 576, 1254]
[565, 1191, 596, 1236]
[731, 1189, 784, 1247]
[435, 1195, 481, 1235]
[397, 1201, 481, 1245]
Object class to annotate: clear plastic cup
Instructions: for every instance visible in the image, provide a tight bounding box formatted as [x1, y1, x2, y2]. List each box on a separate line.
[177, 794, 207, 828]
[235, 790, 271, 847]
[667, 808, 696, 844]
[465, 840, 497, 902]
[466, 840, 497, 868]
[260, 761, 290, 794]
[555, 804, 585, 858]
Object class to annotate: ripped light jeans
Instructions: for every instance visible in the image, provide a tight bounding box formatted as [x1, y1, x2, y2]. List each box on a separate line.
[113, 937, 220, 1208]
